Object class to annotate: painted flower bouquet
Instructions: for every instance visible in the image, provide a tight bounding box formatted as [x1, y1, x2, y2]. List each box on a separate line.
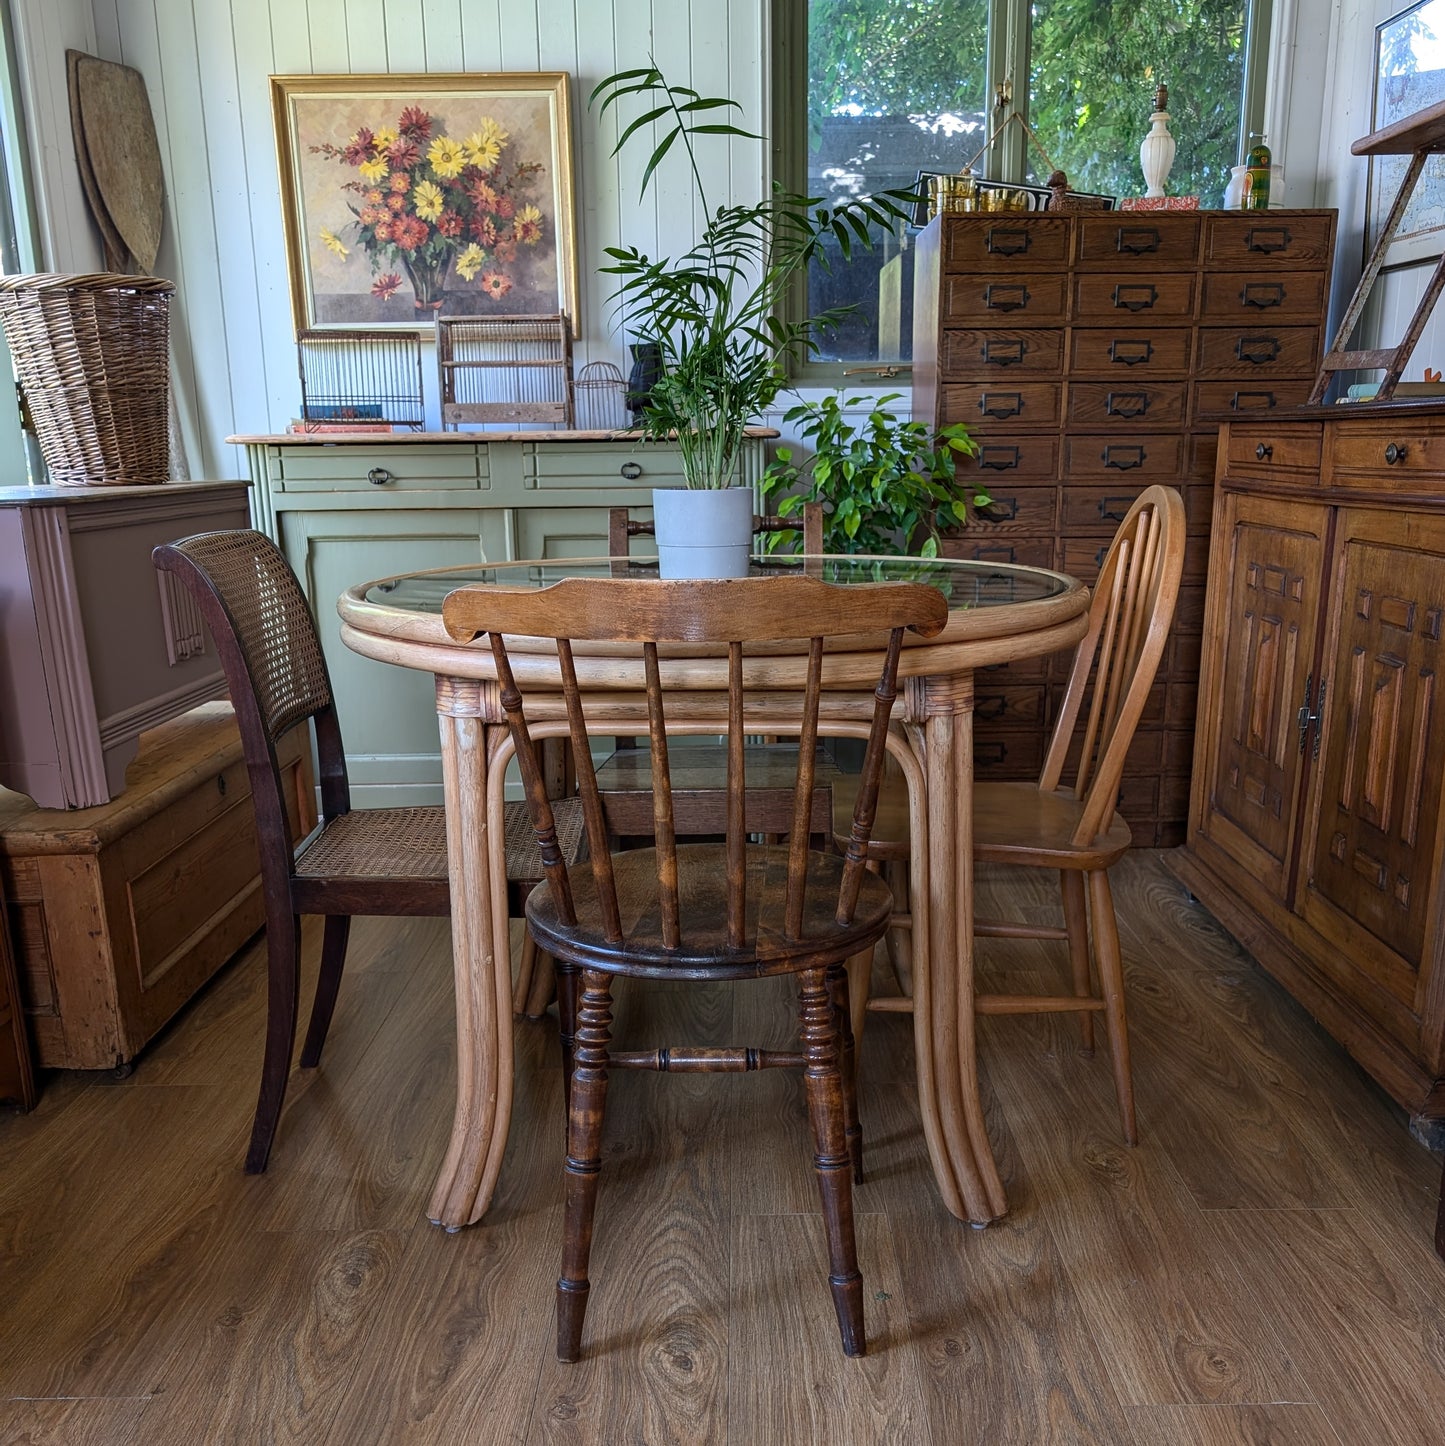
[312, 105, 548, 315]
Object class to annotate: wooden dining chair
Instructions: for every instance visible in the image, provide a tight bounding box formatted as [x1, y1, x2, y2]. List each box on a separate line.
[835, 485, 1186, 1145]
[153, 529, 582, 1174]
[442, 573, 947, 1361]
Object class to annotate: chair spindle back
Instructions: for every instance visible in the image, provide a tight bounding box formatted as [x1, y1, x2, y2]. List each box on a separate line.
[446, 576, 947, 954]
[1039, 485, 1186, 846]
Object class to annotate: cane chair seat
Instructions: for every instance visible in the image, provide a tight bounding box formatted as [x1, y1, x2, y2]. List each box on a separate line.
[526, 842, 894, 979]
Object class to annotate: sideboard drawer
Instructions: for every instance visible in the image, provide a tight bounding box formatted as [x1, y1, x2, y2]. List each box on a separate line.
[1067, 381, 1187, 428]
[944, 216, 1071, 270]
[1063, 434, 1183, 480]
[1192, 378, 1316, 422]
[274, 444, 487, 491]
[1223, 423, 1324, 476]
[1196, 325, 1322, 377]
[1200, 271, 1326, 322]
[1074, 274, 1195, 320]
[941, 381, 1062, 429]
[1204, 214, 1335, 268]
[1075, 215, 1200, 267]
[526, 443, 688, 490]
[1068, 327, 1192, 376]
[942, 327, 1065, 376]
[941, 273, 1069, 324]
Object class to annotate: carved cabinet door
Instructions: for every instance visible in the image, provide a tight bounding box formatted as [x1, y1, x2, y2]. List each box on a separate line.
[1299, 508, 1445, 1025]
[1195, 491, 1329, 900]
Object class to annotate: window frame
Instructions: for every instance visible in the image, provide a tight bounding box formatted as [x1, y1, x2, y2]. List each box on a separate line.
[771, 0, 1274, 389]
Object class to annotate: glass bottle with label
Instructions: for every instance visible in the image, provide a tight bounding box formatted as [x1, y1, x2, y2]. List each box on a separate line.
[1245, 134, 1271, 210]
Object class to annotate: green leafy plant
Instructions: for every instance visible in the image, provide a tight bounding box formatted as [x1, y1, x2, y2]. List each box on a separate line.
[591, 65, 917, 488]
[759, 392, 987, 555]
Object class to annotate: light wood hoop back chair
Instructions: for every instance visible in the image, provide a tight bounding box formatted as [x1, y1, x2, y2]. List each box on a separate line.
[442, 574, 948, 1361]
[838, 485, 1186, 1145]
[153, 530, 581, 1175]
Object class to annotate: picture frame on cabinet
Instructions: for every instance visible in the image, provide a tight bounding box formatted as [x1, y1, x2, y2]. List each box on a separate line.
[271, 71, 577, 333]
[1369, 0, 1445, 265]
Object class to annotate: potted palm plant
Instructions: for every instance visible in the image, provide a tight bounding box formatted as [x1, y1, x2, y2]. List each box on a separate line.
[592, 65, 916, 577]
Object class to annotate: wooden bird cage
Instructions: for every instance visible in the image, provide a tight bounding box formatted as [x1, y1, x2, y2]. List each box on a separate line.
[437, 314, 574, 429]
[296, 329, 425, 431]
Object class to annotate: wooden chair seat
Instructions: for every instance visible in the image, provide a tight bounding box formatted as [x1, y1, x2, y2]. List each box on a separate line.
[526, 842, 894, 978]
[972, 782, 1132, 870]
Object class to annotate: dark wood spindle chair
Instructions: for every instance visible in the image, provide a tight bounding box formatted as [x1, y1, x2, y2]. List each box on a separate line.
[442, 573, 948, 1360]
[153, 530, 582, 1174]
[833, 485, 1186, 1143]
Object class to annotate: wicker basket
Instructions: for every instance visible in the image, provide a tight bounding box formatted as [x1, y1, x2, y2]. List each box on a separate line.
[0, 273, 172, 486]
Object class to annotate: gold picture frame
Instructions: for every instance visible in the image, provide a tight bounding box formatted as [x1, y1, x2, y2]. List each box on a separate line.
[271, 72, 577, 334]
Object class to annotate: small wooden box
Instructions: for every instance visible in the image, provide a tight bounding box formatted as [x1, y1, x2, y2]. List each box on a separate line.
[0, 703, 315, 1070]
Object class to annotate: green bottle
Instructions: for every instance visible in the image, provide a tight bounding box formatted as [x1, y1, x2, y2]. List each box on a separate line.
[1246, 134, 1271, 210]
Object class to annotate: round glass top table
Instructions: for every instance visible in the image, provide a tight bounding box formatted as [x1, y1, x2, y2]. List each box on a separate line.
[339, 556, 1090, 1231]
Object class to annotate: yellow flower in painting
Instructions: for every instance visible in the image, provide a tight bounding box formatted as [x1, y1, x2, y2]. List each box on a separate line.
[455, 242, 486, 281]
[318, 226, 348, 259]
[412, 179, 445, 220]
[462, 129, 502, 170]
[513, 204, 543, 244]
[428, 136, 466, 178]
[372, 126, 397, 151]
[358, 155, 389, 184]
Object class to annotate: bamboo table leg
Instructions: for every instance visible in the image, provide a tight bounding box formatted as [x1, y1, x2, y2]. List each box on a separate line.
[427, 677, 515, 1230]
[909, 673, 1006, 1224]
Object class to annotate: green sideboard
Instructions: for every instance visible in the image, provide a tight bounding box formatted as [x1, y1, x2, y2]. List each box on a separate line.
[232, 430, 772, 805]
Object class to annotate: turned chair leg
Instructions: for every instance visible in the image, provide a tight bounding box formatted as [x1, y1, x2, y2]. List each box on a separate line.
[300, 914, 351, 1069]
[1060, 870, 1096, 1056]
[1087, 869, 1137, 1146]
[827, 962, 864, 1185]
[799, 967, 866, 1357]
[555, 961, 580, 1115]
[557, 968, 613, 1363]
[246, 913, 303, 1175]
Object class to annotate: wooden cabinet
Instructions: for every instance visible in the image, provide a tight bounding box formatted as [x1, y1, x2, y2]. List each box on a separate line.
[1172, 407, 1445, 1138]
[913, 209, 1337, 845]
[236, 430, 769, 806]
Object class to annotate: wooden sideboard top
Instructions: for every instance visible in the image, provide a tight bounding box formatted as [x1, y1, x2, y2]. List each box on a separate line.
[0, 479, 249, 506]
[227, 427, 780, 445]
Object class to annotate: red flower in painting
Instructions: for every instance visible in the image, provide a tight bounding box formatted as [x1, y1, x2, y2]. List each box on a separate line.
[437, 212, 462, 237]
[387, 193, 407, 213]
[493, 238, 518, 264]
[386, 139, 420, 171]
[394, 215, 430, 250]
[398, 106, 432, 140]
[466, 178, 498, 210]
[469, 216, 498, 246]
[480, 270, 513, 300]
[371, 273, 403, 300]
[341, 127, 374, 165]
[494, 195, 515, 219]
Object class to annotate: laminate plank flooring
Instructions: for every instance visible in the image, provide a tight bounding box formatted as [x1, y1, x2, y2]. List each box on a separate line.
[2, 853, 1443, 1444]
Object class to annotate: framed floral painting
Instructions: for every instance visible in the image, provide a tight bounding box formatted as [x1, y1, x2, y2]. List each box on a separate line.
[271, 72, 576, 332]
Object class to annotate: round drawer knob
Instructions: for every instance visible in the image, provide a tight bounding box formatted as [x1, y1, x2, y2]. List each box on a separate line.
[368, 466, 394, 486]
[1255, 443, 1272, 460]
[1385, 442, 1408, 465]
[620, 461, 643, 480]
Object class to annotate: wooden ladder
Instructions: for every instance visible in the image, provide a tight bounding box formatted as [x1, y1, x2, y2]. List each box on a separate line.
[1310, 95, 1445, 405]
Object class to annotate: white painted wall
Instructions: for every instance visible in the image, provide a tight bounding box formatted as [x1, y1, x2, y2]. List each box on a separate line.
[12, 0, 766, 478]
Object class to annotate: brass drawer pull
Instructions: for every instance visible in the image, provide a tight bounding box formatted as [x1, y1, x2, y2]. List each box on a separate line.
[980, 496, 1018, 520]
[367, 467, 393, 486]
[1109, 338, 1153, 366]
[1101, 445, 1146, 471]
[976, 695, 1010, 721]
[985, 284, 1030, 312]
[982, 338, 1026, 367]
[1237, 335, 1281, 365]
[1113, 284, 1158, 312]
[986, 227, 1031, 256]
[1116, 226, 1160, 255]
[1231, 390, 1276, 411]
[1256, 443, 1273, 460]
[1097, 495, 1135, 522]
[1385, 442, 1408, 465]
[978, 445, 1022, 471]
[979, 391, 1025, 419]
[1240, 282, 1286, 309]
[620, 461, 643, 479]
[1245, 226, 1292, 254]
[1106, 391, 1150, 419]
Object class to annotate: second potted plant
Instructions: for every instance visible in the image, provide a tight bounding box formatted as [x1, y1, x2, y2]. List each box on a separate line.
[592, 65, 916, 577]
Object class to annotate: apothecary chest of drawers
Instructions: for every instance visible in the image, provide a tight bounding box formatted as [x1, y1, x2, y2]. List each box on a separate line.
[912, 208, 1337, 845]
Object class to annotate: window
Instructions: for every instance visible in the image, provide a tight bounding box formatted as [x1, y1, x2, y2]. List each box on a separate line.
[773, 0, 1271, 380]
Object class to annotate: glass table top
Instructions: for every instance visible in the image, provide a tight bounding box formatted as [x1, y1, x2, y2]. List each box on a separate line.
[363, 555, 1074, 616]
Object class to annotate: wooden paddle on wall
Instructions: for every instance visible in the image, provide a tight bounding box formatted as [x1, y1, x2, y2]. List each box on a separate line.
[66, 48, 189, 477]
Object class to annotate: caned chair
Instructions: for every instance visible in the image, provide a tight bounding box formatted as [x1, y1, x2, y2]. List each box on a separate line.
[153, 530, 582, 1174]
[835, 485, 1186, 1144]
[442, 573, 948, 1360]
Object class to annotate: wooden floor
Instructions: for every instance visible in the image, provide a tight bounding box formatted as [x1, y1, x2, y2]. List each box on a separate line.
[3, 851, 1444, 1444]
